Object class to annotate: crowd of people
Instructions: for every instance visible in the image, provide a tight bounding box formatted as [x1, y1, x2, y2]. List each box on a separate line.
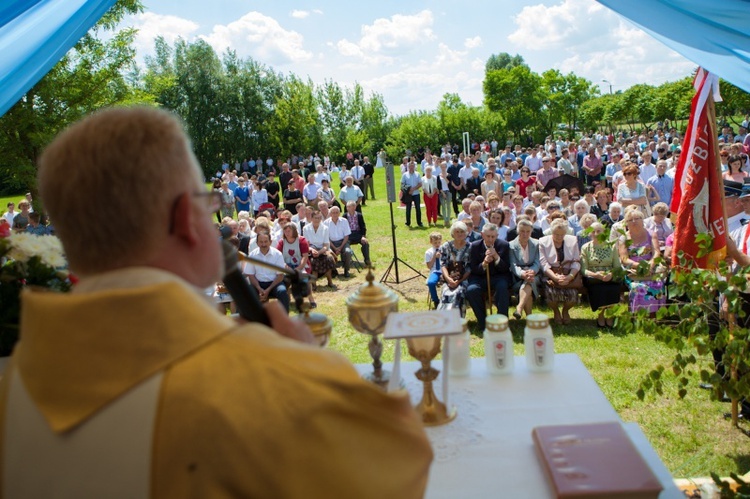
[158, 122, 750, 328]
[415, 126, 750, 328]
[1, 194, 53, 236]
[211, 153, 376, 312]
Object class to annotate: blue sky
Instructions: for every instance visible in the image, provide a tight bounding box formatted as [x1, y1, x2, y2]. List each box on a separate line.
[122, 0, 695, 116]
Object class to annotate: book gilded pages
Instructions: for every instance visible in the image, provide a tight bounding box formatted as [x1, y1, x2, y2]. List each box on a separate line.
[532, 422, 663, 499]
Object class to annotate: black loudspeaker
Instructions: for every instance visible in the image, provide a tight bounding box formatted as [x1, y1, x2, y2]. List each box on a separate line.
[385, 162, 397, 203]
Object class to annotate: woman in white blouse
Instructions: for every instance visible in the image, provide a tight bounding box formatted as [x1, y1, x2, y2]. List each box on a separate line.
[302, 210, 336, 288]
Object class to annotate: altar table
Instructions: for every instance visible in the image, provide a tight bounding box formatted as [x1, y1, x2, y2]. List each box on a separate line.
[356, 353, 683, 498]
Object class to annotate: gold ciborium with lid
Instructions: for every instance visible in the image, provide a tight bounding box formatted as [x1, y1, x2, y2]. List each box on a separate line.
[345, 268, 398, 388]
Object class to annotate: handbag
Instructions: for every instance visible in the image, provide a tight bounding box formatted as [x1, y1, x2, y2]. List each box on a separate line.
[547, 260, 583, 290]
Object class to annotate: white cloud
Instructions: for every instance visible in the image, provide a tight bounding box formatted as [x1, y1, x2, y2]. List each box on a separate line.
[508, 0, 598, 50]
[290, 10, 309, 19]
[127, 12, 199, 57]
[435, 43, 467, 67]
[353, 42, 483, 115]
[336, 10, 435, 60]
[464, 36, 482, 49]
[313, 9, 323, 15]
[201, 12, 312, 65]
[336, 39, 363, 58]
[507, 0, 694, 93]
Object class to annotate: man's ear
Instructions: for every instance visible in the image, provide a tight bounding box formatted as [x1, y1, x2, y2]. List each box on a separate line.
[170, 193, 200, 246]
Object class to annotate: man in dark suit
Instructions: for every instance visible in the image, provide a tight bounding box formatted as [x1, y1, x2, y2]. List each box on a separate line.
[343, 200, 371, 266]
[447, 160, 462, 216]
[465, 223, 511, 330]
[278, 163, 293, 203]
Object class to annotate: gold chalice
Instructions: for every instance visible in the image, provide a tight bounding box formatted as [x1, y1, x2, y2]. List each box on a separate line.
[406, 335, 456, 426]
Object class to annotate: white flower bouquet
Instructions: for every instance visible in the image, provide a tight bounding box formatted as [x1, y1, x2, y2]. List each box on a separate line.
[0, 233, 71, 355]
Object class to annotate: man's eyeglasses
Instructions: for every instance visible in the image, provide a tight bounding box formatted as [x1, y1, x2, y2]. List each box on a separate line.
[196, 191, 222, 212]
[168, 191, 222, 234]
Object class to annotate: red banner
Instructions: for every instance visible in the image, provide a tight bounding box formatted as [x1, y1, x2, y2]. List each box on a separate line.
[671, 69, 725, 269]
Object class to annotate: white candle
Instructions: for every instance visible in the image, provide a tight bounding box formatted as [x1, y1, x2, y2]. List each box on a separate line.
[448, 331, 471, 376]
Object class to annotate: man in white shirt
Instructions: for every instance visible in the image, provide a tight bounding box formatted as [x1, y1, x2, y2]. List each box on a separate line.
[457, 161, 475, 200]
[524, 149, 543, 173]
[339, 176, 364, 210]
[302, 174, 321, 206]
[401, 161, 424, 227]
[350, 160, 366, 204]
[638, 151, 657, 184]
[244, 231, 291, 311]
[314, 163, 330, 185]
[2, 202, 16, 226]
[324, 206, 353, 278]
[605, 152, 623, 187]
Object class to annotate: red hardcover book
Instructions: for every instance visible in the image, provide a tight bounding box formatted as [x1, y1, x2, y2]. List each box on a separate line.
[532, 422, 663, 499]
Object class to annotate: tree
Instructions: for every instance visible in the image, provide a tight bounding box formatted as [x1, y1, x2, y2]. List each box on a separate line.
[384, 111, 442, 161]
[266, 76, 323, 161]
[144, 38, 288, 176]
[436, 93, 506, 148]
[716, 80, 750, 128]
[360, 92, 391, 156]
[485, 53, 527, 73]
[317, 80, 350, 160]
[216, 51, 281, 166]
[484, 66, 544, 143]
[651, 78, 692, 129]
[617, 84, 656, 130]
[0, 0, 144, 195]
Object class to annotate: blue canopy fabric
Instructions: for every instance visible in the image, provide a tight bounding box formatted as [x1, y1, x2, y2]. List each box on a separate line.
[0, 0, 116, 117]
[597, 0, 750, 93]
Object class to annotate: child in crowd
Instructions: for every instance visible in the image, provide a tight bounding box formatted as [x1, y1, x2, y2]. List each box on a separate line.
[464, 219, 481, 243]
[425, 232, 443, 309]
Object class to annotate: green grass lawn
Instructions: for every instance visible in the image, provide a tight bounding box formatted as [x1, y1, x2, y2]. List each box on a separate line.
[0, 193, 23, 211]
[6, 167, 748, 479]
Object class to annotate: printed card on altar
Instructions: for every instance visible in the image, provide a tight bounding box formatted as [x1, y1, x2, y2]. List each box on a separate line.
[383, 309, 463, 340]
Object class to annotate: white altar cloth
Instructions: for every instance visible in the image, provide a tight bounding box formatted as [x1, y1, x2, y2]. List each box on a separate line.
[356, 353, 682, 498]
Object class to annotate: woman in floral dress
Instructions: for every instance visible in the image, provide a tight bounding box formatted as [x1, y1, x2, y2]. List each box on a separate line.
[438, 221, 472, 316]
[617, 209, 665, 314]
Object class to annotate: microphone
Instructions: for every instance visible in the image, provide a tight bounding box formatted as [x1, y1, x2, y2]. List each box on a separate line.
[221, 241, 271, 326]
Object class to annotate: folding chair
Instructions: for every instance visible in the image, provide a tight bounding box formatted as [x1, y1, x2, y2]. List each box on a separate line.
[349, 245, 364, 273]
